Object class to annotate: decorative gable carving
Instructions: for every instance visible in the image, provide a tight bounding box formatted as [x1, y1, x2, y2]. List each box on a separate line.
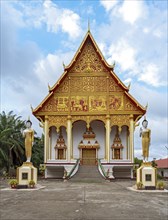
[124, 95, 139, 111]
[56, 78, 69, 93]
[70, 38, 107, 73]
[109, 77, 123, 92]
[40, 95, 69, 112]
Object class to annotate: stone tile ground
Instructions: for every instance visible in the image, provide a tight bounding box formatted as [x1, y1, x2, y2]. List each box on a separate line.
[0, 179, 168, 220]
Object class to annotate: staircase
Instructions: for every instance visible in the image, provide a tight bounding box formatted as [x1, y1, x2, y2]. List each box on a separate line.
[70, 165, 105, 183]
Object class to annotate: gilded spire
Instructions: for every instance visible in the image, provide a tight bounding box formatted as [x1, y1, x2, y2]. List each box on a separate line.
[128, 82, 131, 90]
[145, 102, 148, 110]
[88, 19, 90, 32]
[48, 83, 51, 91]
[112, 61, 115, 69]
[63, 62, 66, 70]
[30, 105, 33, 112]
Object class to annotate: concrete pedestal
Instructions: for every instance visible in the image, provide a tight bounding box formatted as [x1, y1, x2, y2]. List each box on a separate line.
[17, 162, 37, 186]
[137, 162, 157, 189]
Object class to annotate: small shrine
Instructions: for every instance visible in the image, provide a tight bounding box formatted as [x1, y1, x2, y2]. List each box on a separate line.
[55, 128, 67, 160]
[111, 130, 124, 160]
[78, 127, 100, 165]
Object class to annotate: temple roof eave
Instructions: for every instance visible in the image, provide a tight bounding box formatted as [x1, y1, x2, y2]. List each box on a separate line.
[124, 91, 146, 113]
[110, 70, 129, 91]
[32, 91, 54, 114]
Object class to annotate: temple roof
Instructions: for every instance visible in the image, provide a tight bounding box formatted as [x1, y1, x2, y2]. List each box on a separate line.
[32, 30, 146, 116]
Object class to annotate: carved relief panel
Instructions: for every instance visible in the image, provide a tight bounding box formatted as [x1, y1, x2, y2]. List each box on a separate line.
[111, 115, 130, 127]
[89, 96, 107, 112]
[41, 96, 69, 112]
[48, 116, 67, 128]
[109, 95, 123, 110]
[70, 76, 107, 93]
[70, 96, 88, 112]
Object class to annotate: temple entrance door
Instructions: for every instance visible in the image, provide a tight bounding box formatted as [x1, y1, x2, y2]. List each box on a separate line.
[114, 149, 120, 159]
[58, 149, 64, 159]
[82, 149, 96, 165]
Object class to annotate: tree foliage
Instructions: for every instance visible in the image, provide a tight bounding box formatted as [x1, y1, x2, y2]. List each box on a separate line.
[31, 134, 44, 169]
[0, 111, 25, 171]
[0, 111, 44, 174]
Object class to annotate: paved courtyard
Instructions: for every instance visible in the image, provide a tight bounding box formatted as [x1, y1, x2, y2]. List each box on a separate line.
[0, 179, 168, 220]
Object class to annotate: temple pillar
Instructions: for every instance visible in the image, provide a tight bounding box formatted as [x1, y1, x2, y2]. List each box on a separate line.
[106, 115, 110, 163]
[44, 116, 49, 163]
[127, 128, 130, 160]
[67, 116, 72, 162]
[129, 115, 134, 163]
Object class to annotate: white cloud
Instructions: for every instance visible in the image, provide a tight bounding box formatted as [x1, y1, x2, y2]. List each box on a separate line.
[107, 40, 137, 71]
[34, 51, 74, 86]
[60, 9, 81, 38]
[100, 0, 118, 12]
[118, 1, 146, 25]
[6, 0, 82, 39]
[138, 63, 161, 87]
[1, 1, 25, 28]
[42, 0, 82, 38]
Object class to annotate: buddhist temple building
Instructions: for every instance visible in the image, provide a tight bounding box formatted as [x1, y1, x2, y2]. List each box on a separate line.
[32, 29, 146, 179]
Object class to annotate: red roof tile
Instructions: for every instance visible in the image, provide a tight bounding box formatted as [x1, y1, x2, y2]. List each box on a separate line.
[155, 158, 168, 168]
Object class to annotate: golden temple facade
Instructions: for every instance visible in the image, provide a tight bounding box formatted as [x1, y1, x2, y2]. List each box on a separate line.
[33, 30, 146, 179]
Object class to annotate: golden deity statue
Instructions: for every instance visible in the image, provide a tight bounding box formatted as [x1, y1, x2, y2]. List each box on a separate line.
[23, 119, 34, 162]
[140, 117, 151, 161]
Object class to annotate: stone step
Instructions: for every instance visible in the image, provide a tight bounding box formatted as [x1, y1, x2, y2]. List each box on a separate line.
[70, 165, 105, 182]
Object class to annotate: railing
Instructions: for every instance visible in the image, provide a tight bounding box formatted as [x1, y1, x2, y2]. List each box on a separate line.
[65, 159, 80, 179]
[97, 159, 108, 179]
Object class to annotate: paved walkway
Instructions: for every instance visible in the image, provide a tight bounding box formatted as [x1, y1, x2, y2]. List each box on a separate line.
[0, 179, 168, 220]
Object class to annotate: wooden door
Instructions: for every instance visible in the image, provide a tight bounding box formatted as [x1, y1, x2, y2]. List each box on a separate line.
[82, 149, 96, 165]
[114, 149, 120, 159]
[58, 149, 64, 159]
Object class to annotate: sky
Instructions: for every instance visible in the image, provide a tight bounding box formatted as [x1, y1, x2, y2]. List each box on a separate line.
[1, 0, 168, 160]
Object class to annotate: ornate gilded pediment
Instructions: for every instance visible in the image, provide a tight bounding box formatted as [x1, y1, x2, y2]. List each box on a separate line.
[33, 30, 145, 117]
[70, 37, 108, 73]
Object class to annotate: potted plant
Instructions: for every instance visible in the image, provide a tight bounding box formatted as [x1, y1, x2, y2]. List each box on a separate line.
[157, 181, 165, 190]
[9, 179, 18, 189]
[39, 164, 46, 177]
[29, 180, 36, 188]
[136, 181, 143, 190]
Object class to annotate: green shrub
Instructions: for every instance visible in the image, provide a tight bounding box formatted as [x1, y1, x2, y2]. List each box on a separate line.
[157, 181, 165, 190]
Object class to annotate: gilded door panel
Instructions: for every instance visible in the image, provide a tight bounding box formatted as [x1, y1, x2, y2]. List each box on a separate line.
[82, 149, 96, 165]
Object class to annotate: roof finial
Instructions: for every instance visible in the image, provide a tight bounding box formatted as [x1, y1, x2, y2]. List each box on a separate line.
[63, 61, 66, 70]
[48, 83, 51, 91]
[30, 105, 33, 112]
[88, 18, 90, 32]
[128, 82, 131, 90]
[145, 102, 148, 110]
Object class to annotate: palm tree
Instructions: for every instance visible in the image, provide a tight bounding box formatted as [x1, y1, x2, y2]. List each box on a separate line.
[31, 134, 44, 169]
[0, 111, 25, 172]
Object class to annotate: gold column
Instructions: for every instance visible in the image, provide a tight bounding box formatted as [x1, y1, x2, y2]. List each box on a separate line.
[44, 116, 49, 163]
[106, 115, 111, 163]
[127, 128, 130, 160]
[71, 125, 73, 159]
[67, 115, 72, 162]
[129, 114, 134, 163]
